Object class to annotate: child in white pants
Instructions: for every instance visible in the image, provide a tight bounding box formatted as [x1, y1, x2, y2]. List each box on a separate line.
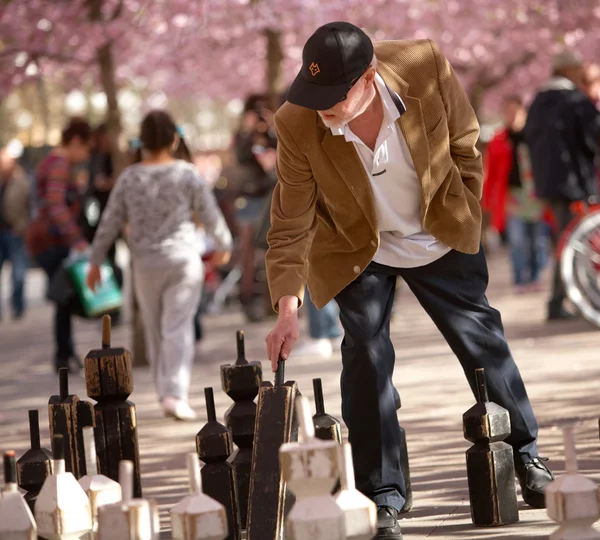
[86, 110, 232, 420]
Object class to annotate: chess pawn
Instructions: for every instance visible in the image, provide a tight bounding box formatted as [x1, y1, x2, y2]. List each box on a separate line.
[79, 426, 122, 537]
[334, 443, 377, 540]
[35, 434, 93, 540]
[97, 460, 159, 540]
[280, 396, 345, 540]
[171, 453, 229, 540]
[17, 409, 53, 512]
[462, 368, 519, 527]
[0, 450, 37, 540]
[312, 378, 342, 443]
[546, 426, 600, 540]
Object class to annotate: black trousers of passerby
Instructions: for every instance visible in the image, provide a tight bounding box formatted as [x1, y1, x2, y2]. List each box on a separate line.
[36, 245, 74, 367]
[334, 247, 539, 512]
[547, 200, 575, 315]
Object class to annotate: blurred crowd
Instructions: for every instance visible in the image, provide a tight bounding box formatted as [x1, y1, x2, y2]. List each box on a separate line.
[0, 46, 599, 411]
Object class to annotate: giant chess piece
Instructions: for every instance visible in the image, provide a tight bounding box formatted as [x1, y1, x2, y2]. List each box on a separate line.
[84, 315, 142, 497]
[48, 367, 95, 478]
[17, 409, 53, 512]
[462, 368, 519, 527]
[0, 450, 37, 540]
[196, 387, 242, 540]
[35, 434, 93, 540]
[280, 396, 345, 540]
[171, 452, 229, 540]
[220, 330, 262, 529]
[546, 426, 600, 539]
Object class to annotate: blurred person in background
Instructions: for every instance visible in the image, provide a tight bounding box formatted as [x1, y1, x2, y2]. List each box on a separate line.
[525, 49, 600, 321]
[484, 96, 547, 293]
[86, 110, 232, 421]
[582, 62, 600, 107]
[25, 118, 92, 373]
[0, 146, 30, 321]
[81, 123, 123, 324]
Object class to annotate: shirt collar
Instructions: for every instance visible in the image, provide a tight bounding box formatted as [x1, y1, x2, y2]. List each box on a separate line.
[330, 73, 405, 139]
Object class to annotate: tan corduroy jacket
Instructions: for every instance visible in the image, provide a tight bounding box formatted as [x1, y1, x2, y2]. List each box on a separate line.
[266, 39, 483, 311]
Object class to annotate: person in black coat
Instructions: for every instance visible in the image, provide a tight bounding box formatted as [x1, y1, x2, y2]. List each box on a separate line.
[525, 49, 600, 321]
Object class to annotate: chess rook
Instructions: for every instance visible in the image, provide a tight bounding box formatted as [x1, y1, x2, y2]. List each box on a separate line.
[463, 368, 519, 527]
[0, 450, 37, 540]
[17, 409, 53, 512]
[84, 315, 142, 497]
[546, 426, 600, 540]
[220, 330, 262, 529]
[79, 426, 123, 538]
[334, 443, 377, 540]
[48, 367, 95, 479]
[196, 387, 242, 540]
[171, 453, 229, 540]
[96, 460, 159, 540]
[312, 378, 342, 443]
[35, 434, 93, 540]
[280, 396, 345, 540]
[246, 358, 298, 540]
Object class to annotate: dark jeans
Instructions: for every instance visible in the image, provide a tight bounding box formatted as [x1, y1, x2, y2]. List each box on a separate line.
[334, 247, 539, 512]
[548, 200, 575, 314]
[36, 245, 75, 365]
[0, 229, 28, 318]
[506, 217, 547, 285]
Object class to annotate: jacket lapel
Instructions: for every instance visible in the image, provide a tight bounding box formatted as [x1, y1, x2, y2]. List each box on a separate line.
[321, 127, 379, 233]
[377, 65, 431, 195]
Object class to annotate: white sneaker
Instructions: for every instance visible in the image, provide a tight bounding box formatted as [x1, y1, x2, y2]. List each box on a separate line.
[292, 338, 333, 359]
[161, 396, 197, 421]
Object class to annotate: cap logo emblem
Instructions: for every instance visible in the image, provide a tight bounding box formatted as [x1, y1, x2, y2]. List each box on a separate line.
[309, 62, 320, 76]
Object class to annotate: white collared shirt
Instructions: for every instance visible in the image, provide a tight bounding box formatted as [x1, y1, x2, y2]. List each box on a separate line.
[331, 73, 450, 268]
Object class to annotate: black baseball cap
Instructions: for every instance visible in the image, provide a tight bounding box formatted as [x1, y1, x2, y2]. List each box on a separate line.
[287, 22, 374, 111]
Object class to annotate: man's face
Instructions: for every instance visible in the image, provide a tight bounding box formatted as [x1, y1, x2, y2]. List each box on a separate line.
[317, 69, 374, 129]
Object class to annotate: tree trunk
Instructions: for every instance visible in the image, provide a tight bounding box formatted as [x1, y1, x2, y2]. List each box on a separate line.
[265, 28, 284, 112]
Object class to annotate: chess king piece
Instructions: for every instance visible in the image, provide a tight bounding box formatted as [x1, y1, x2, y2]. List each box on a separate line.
[78, 426, 122, 538]
[462, 368, 519, 527]
[16, 409, 53, 512]
[35, 434, 93, 540]
[546, 425, 600, 540]
[280, 396, 345, 540]
[0, 450, 37, 540]
[171, 452, 229, 540]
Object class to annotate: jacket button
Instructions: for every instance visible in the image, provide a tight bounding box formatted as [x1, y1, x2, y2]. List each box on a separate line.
[353, 265, 361, 274]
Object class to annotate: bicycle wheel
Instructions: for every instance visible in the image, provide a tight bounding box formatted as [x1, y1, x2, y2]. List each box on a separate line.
[560, 210, 600, 327]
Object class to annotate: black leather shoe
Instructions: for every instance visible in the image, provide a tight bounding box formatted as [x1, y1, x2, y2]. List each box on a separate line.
[376, 506, 402, 539]
[547, 306, 578, 321]
[515, 457, 555, 508]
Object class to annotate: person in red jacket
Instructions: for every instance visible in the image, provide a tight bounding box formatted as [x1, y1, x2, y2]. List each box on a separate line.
[484, 96, 548, 293]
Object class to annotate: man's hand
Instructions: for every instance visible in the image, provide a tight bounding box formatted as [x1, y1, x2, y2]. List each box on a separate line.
[210, 250, 231, 267]
[86, 263, 102, 293]
[266, 295, 300, 372]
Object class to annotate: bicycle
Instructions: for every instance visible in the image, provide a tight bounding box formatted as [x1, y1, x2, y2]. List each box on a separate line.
[557, 198, 600, 327]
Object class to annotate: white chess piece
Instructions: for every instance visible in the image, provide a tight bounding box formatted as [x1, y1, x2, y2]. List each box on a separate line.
[546, 426, 600, 539]
[280, 396, 345, 540]
[78, 426, 122, 538]
[35, 434, 93, 540]
[335, 443, 377, 540]
[0, 450, 37, 540]
[170, 452, 228, 540]
[97, 460, 159, 540]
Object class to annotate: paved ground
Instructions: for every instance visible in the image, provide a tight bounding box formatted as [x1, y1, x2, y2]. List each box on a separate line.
[1, 245, 600, 539]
